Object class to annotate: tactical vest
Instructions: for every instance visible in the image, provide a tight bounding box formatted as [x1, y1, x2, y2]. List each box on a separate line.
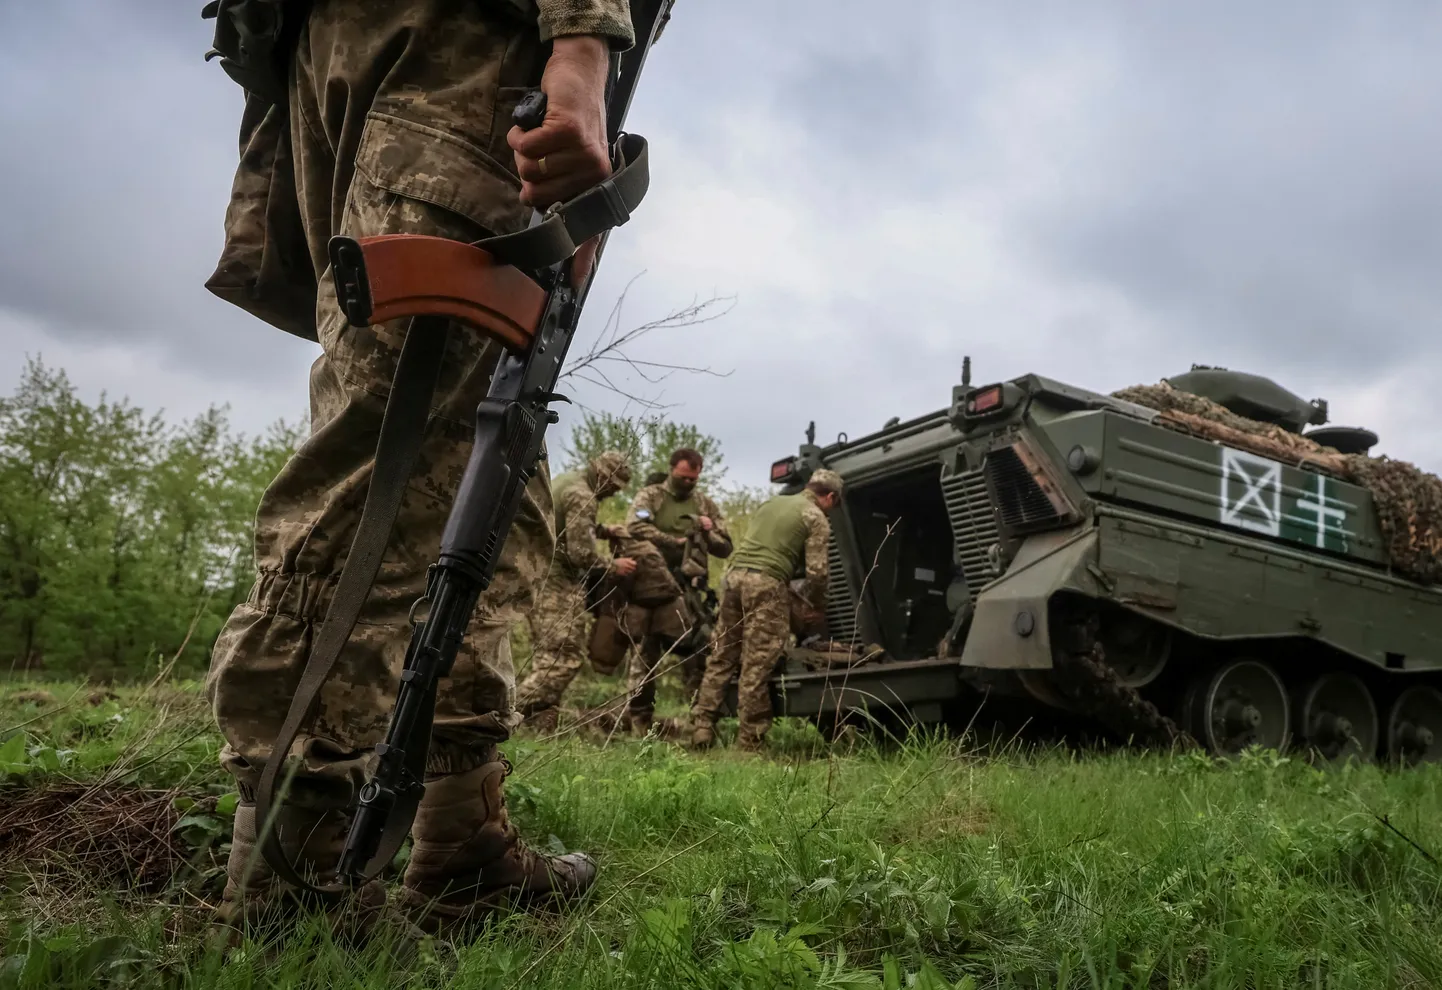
[651, 486, 702, 535]
[728, 493, 815, 583]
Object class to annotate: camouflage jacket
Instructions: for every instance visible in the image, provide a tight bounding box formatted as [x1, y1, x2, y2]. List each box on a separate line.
[552, 469, 617, 583]
[522, 0, 635, 46]
[626, 479, 732, 578]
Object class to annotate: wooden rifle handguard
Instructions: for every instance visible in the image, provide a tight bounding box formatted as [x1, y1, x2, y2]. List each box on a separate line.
[328, 234, 547, 351]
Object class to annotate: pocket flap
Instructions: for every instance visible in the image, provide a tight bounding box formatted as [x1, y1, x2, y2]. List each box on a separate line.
[353, 111, 528, 238]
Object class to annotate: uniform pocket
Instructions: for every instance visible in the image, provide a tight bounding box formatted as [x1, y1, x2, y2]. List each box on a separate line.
[351, 111, 530, 240]
[318, 109, 534, 396]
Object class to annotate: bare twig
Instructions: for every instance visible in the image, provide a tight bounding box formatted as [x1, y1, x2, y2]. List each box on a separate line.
[560, 272, 736, 410]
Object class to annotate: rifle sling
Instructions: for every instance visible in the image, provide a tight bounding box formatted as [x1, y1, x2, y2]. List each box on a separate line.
[477, 134, 648, 270]
[254, 317, 447, 895]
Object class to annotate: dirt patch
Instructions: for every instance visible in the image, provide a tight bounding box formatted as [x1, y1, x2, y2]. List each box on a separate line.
[0, 784, 214, 891]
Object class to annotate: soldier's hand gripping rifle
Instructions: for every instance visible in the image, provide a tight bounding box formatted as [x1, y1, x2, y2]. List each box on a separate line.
[252, 0, 676, 896]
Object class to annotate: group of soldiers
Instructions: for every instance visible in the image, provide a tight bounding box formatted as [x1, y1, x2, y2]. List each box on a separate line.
[514, 446, 844, 752]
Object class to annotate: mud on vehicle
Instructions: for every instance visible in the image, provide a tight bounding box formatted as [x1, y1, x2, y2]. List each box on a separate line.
[767, 362, 1442, 763]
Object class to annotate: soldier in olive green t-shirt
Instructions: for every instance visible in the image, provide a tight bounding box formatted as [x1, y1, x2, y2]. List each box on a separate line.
[691, 470, 844, 751]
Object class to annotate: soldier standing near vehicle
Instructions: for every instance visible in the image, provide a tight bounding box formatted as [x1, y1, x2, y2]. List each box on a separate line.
[622, 448, 731, 733]
[516, 451, 636, 721]
[691, 470, 843, 752]
[201, 0, 635, 932]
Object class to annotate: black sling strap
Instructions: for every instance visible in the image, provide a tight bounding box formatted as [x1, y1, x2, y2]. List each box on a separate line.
[253, 318, 447, 891]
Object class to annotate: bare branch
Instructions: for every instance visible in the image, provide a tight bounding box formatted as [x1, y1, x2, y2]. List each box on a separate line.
[560, 272, 736, 409]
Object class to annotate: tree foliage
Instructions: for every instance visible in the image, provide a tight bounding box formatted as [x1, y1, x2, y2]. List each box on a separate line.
[563, 410, 728, 500]
[0, 359, 299, 680]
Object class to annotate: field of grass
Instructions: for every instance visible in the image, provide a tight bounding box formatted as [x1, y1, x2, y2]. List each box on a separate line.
[3, 679, 1442, 989]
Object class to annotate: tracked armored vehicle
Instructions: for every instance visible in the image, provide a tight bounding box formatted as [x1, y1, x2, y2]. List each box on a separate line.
[767, 363, 1442, 762]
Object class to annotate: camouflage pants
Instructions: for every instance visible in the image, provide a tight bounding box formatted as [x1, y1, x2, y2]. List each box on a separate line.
[692, 570, 789, 745]
[515, 574, 590, 715]
[205, 0, 550, 804]
[622, 598, 691, 725]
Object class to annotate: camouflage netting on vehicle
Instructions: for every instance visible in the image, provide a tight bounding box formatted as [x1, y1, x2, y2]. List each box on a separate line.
[790, 639, 887, 671]
[1113, 381, 1442, 584]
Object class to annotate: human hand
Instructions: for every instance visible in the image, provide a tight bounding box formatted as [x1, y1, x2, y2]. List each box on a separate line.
[508, 36, 612, 285]
[698, 515, 713, 532]
[612, 556, 638, 577]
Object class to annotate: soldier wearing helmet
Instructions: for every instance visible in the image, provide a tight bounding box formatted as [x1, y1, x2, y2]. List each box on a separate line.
[691, 469, 845, 752]
[516, 451, 636, 717]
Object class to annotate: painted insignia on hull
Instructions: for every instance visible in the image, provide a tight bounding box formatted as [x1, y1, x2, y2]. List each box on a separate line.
[1218, 448, 1352, 553]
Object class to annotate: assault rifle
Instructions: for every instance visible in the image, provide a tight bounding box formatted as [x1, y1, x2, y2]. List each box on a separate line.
[252, 0, 677, 895]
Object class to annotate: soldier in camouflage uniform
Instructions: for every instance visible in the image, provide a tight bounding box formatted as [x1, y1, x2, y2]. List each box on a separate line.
[622, 448, 731, 733]
[516, 451, 635, 717]
[202, 0, 635, 932]
[692, 470, 843, 752]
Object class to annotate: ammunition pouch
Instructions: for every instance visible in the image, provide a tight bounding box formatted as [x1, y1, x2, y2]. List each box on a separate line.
[202, 0, 306, 106]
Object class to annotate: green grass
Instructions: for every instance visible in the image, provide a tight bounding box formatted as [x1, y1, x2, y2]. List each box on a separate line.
[3, 680, 1442, 988]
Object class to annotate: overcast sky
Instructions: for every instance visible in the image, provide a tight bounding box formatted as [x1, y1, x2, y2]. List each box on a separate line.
[2, 1, 1441, 489]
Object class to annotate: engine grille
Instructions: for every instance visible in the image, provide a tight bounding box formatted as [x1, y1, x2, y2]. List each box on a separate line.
[985, 445, 1066, 531]
[822, 537, 859, 644]
[941, 468, 1000, 601]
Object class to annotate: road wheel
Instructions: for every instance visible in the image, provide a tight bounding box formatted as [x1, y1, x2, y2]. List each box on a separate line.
[1185, 659, 1290, 755]
[1098, 612, 1171, 688]
[1385, 685, 1442, 764]
[1293, 672, 1377, 764]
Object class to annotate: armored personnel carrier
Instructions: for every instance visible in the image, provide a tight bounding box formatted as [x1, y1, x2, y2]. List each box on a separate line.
[767, 362, 1442, 762]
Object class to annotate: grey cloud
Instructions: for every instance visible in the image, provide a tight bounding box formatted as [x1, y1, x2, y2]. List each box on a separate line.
[1015, 3, 1442, 376]
[3, 0, 1442, 485]
[0, 1, 268, 373]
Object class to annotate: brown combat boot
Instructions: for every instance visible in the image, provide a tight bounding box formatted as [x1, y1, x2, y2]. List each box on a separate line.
[690, 719, 716, 750]
[521, 705, 561, 735]
[735, 731, 767, 755]
[216, 798, 387, 940]
[400, 754, 597, 933]
[628, 708, 655, 738]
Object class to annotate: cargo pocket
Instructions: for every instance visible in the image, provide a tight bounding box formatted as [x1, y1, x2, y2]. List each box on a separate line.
[318, 110, 534, 400]
[205, 92, 319, 340]
[349, 110, 530, 241]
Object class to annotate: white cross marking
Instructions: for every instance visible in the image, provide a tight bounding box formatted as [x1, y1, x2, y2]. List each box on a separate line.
[1220, 449, 1282, 536]
[1295, 472, 1346, 548]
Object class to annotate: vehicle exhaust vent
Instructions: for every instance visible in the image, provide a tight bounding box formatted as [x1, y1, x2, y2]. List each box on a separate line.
[985, 444, 1068, 532]
[822, 536, 858, 644]
[940, 468, 1000, 601]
